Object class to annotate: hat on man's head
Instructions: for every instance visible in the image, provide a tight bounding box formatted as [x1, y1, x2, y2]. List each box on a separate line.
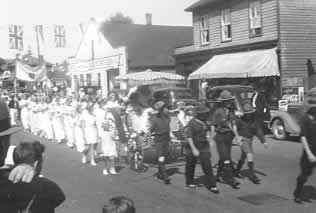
[176, 101, 186, 110]
[184, 105, 195, 116]
[242, 102, 256, 114]
[0, 98, 22, 137]
[194, 105, 210, 114]
[217, 90, 235, 101]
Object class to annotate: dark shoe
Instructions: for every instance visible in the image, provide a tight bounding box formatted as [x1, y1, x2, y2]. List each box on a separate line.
[164, 178, 171, 185]
[231, 181, 241, 189]
[208, 187, 220, 194]
[294, 197, 303, 204]
[249, 174, 261, 184]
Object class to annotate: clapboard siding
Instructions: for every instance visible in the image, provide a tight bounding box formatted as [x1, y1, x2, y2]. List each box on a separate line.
[192, 0, 278, 50]
[279, 0, 316, 84]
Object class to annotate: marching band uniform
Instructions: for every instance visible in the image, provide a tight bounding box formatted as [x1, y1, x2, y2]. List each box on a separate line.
[212, 90, 240, 189]
[183, 105, 219, 193]
[234, 102, 267, 184]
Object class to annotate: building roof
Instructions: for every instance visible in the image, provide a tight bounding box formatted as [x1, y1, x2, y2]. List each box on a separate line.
[185, 0, 221, 12]
[100, 23, 193, 68]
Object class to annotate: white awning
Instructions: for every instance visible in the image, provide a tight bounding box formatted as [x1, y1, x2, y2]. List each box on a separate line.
[189, 48, 280, 80]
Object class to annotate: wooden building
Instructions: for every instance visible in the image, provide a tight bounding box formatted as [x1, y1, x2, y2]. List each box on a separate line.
[175, 0, 316, 101]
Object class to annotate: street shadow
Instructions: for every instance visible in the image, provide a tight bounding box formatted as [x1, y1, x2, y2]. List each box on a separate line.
[166, 167, 183, 177]
[239, 168, 268, 179]
[300, 185, 316, 201]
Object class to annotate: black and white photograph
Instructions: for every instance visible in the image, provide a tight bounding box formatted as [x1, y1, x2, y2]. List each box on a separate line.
[1, 0, 316, 212]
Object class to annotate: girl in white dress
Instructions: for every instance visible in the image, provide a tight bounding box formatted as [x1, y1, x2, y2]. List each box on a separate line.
[52, 99, 66, 144]
[74, 104, 87, 156]
[42, 98, 54, 140]
[81, 101, 98, 166]
[64, 99, 76, 148]
[95, 101, 118, 175]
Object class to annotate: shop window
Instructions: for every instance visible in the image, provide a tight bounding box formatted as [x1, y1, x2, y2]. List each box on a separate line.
[249, 0, 262, 37]
[54, 25, 66, 48]
[221, 9, 232, 42]
[199, 15, 210, 45]
[9, 25, 23, 50]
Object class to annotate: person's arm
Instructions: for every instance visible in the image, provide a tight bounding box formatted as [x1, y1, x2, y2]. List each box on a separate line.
[184, 124, 199, 156]
[232, 120, 242, 145]
[300, 116, 316, 161]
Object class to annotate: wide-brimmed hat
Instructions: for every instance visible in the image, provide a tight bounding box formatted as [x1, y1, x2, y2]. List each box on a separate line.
[242, 102, 256, 114]
[176, 101, 186, 110]
[184, 105, 209, 116]
[217, 90, 235, 101]
[0, 99, 22, 136]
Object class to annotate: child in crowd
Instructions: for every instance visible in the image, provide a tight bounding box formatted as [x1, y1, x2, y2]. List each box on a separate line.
[102, 196, 135, 213]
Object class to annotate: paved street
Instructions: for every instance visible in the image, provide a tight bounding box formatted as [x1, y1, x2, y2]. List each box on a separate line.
[10, 132, 316, 213]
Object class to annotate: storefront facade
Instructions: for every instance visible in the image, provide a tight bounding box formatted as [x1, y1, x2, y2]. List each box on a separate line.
[175, 0, 316, 103]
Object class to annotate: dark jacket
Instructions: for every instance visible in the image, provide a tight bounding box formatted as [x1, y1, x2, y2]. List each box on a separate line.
[0, 171, 65, 213]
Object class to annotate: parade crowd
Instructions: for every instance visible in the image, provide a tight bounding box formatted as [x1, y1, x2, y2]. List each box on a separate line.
[1, 83, 316, 212]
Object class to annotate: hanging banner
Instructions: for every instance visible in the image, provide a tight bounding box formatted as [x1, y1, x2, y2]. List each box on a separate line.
[15, 60, 47, 82]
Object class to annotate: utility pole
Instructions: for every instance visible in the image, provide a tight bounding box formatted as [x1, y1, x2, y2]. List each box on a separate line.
[35, 25, 41, 59]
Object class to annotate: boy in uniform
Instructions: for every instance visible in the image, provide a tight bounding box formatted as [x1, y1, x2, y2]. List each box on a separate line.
[234, 102, 268, 184]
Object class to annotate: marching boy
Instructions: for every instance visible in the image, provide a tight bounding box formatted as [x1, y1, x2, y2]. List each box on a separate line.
[234, 102, 268, 184]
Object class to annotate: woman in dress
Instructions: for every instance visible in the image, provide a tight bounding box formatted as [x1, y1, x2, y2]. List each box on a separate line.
[74, 102, 87, 162]
[81, 101, 98, 166]
[42, 97, 54, 141]
[20, 96, 30, 131]
[52, 98, 66, 144]
[95, 101, 118, 175]
[64, 98, 75, 148]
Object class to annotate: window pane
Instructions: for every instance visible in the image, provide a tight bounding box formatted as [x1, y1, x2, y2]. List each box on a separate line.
[9, 37, 16, 49]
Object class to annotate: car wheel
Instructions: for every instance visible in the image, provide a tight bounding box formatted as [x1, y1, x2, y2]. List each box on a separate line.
[271, 118, 287, 140]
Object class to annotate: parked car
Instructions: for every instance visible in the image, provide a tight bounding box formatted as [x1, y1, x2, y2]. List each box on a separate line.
[151, 87, 198, 109]
[268, 88, 316, 140]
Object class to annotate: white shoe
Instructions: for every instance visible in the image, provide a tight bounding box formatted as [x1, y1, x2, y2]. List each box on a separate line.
[90, 161, 97, 166]
[103, 169, 109, 176]
[82, 156, 87, 164]
[109, 168, 117, 175]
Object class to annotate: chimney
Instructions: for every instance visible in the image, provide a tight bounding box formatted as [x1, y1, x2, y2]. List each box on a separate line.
[145, 13, 152, 25]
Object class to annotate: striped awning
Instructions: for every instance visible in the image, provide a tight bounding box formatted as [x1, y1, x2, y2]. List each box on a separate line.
[189, 48, 280, 80]
[116, 69, 185, 85]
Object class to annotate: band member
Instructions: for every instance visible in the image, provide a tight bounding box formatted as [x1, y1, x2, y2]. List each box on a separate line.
[183, 105, 219, 193]
[148, 100, 171, 184]
[212, 90, 240, 189]
[234, 102, 268, 184]
[293, 92, 316, 203]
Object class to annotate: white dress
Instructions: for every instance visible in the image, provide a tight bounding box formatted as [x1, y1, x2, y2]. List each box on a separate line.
[99, 112, 118, 157]
[42, 104, 54, 140]
[64, 105, 75, 145]
[52, 105, 65, 142]
[82, 110, 98, 145]
[20, 100, 30, 130]
[74, 113, 86, 153]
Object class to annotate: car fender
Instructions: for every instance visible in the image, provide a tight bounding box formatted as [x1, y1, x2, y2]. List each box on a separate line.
[270, 110, 301, 135]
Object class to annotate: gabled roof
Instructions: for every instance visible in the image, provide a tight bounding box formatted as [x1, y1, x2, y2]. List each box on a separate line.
[101, 23, 193, 68]
[185, 0, 221, 12]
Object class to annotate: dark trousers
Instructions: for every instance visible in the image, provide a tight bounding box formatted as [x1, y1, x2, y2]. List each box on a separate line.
[294, 151, 316, 197]
[185, 151, 216, 187]
[214, 132, 234, 162]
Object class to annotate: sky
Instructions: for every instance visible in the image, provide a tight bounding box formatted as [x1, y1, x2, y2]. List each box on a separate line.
[3, 0, 196, 26]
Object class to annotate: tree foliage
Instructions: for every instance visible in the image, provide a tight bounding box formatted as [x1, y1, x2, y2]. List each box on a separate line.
[104, 12, 134, 25]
